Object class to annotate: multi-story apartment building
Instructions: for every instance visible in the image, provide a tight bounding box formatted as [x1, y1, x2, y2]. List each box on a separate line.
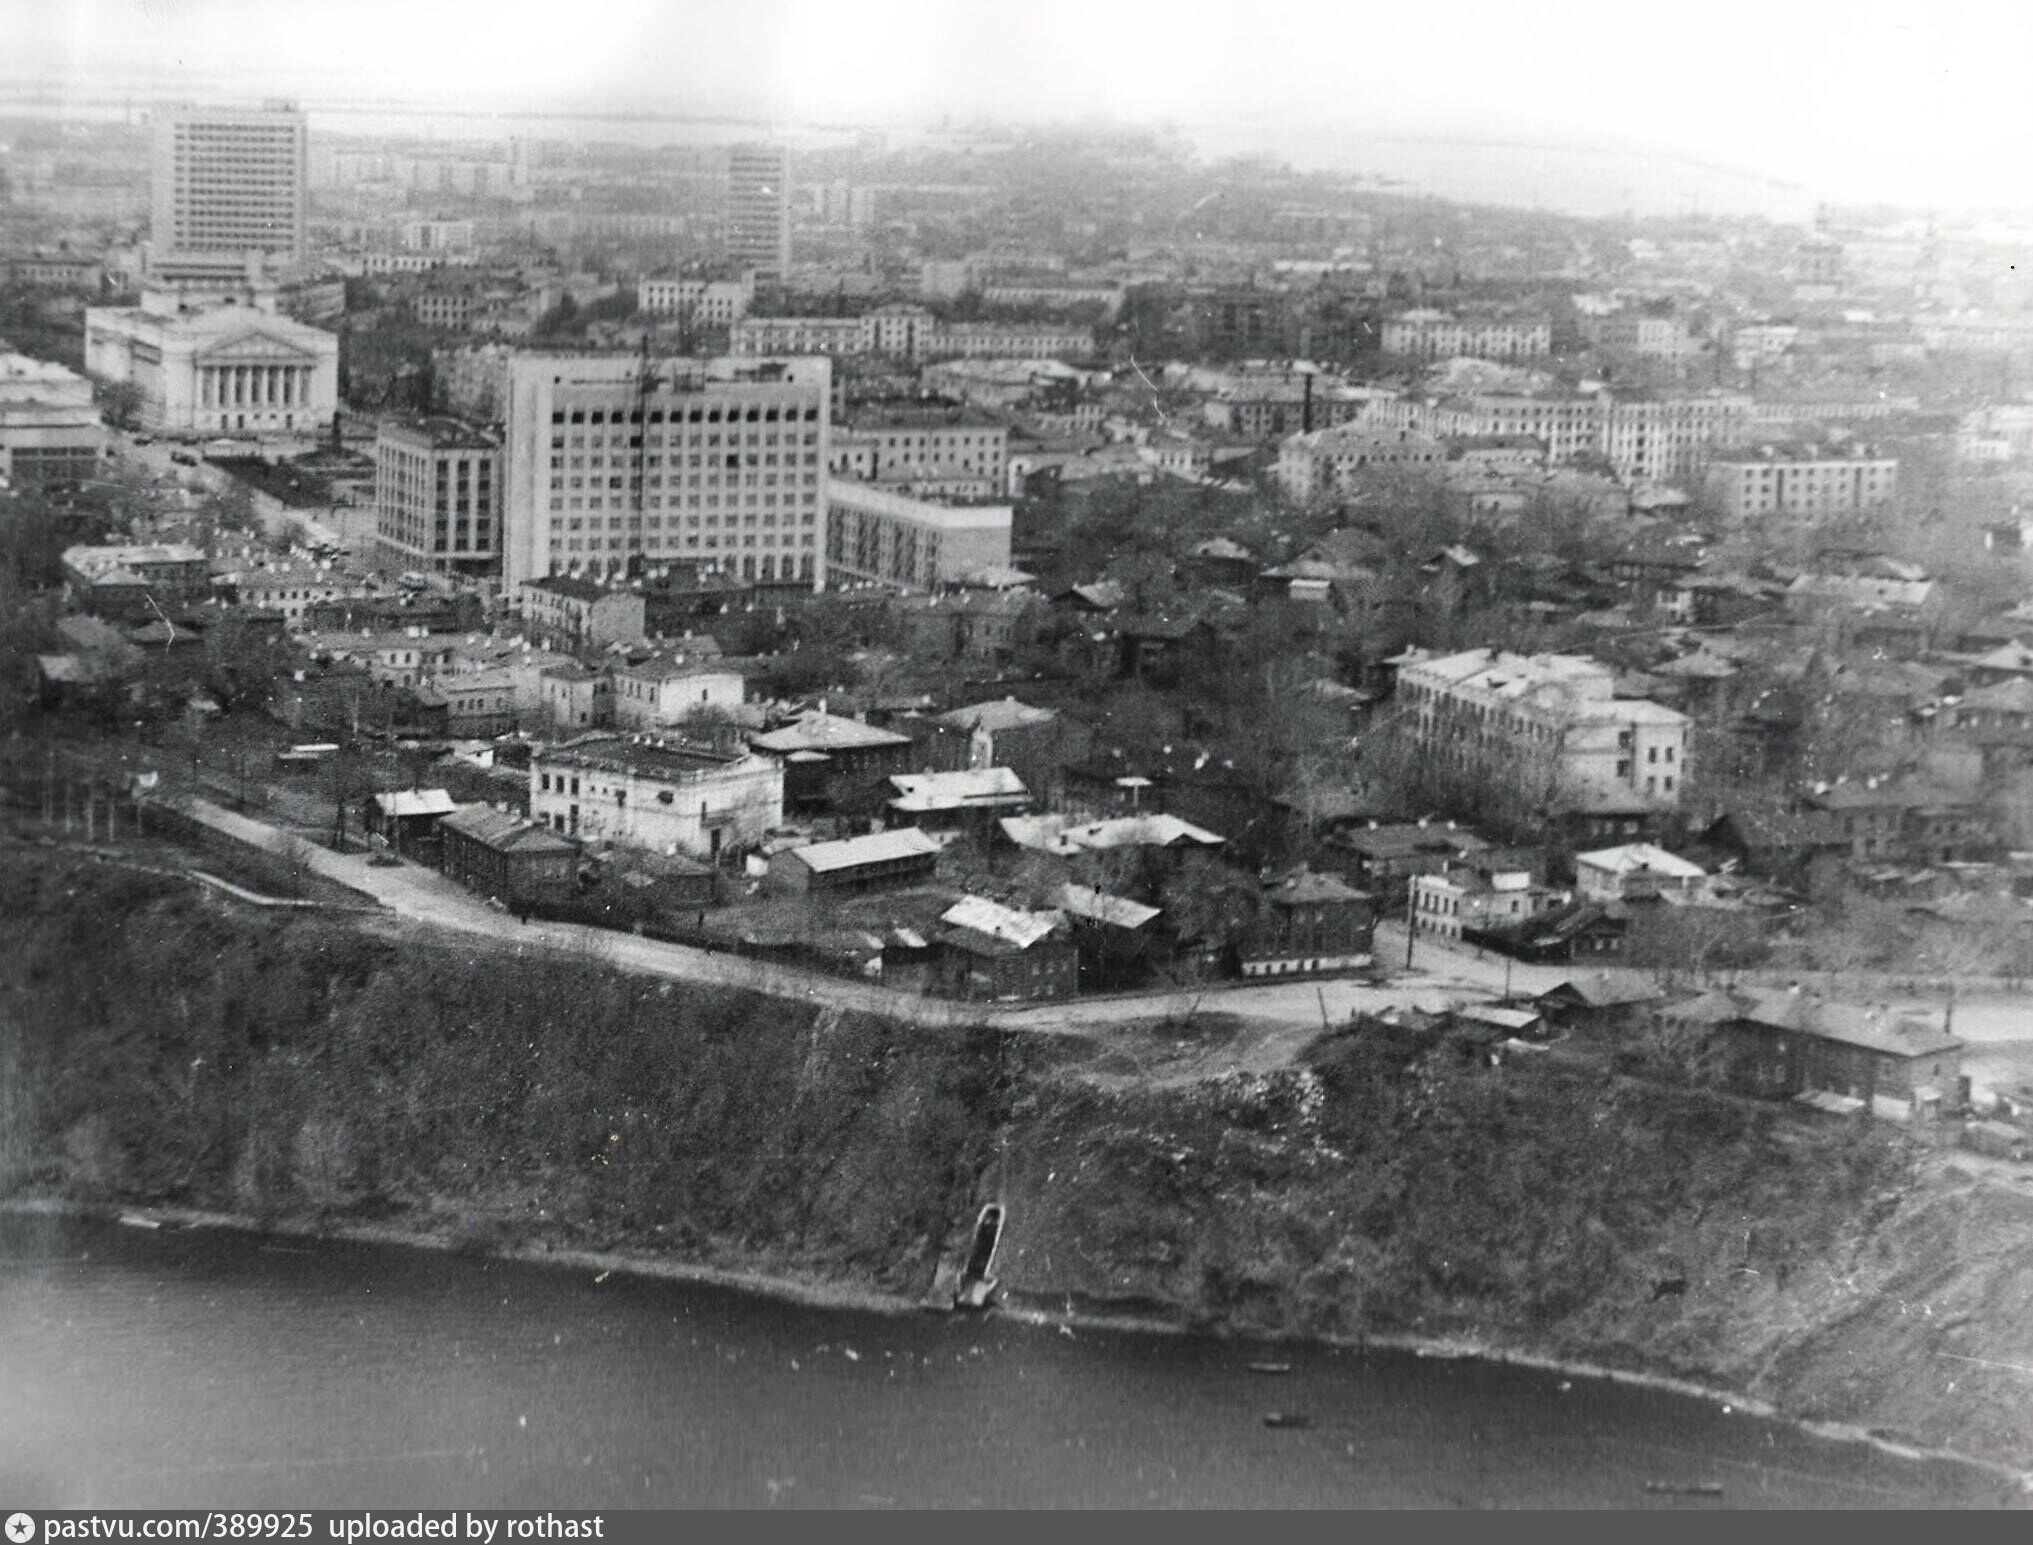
[401, 219, 475, 253]
[929, 322, 1095, 361]
[374, 417, 503, 576]
[636, 278, 753, 326]
[217, 557, 371, 625]
[1395, 648, 1690, 813]
[825, 479, 1014, 591]
[727, 316, 865, 357]
[1202, 381, 1387, 441]
[516, 576, 647, 651]
[725, 143, 790, 278]
[1704, 443, 1899, 523]
[361, 251, 479, 276]
[1274, 426, 1450, 502]
[978, 279, 1125, 317]
[1381, 309, 1551, 362]
[500, 353, 832, 592]
[727, 311, 1094, 364]
[1425, 390, 1752, 483]
[152, 100, 308, 262]
[529, 736, 784, 862]
[408, 289, 474, 330]
[1581, 313, 1700, 361]
[0, 353, 105, 487]
[4, 253, 106, 290]
[611, 654, 746, 730]
[829, 406, 1007, 493]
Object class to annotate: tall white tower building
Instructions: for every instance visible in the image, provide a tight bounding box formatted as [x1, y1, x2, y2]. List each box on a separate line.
[725, 143, 791, 279]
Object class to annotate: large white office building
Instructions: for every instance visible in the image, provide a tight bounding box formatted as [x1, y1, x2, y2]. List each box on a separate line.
[500, 353, 832, 593]
[151, 100, 308, 262]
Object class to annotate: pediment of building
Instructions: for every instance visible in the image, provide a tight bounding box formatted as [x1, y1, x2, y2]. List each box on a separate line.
[194, 333, 319, 365]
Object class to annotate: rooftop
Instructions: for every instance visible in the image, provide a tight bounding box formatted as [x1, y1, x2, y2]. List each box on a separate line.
[1000, 812, 1224, 855]
[534, 735, 757, 780]
[1730, 990, 1963, 1059]
[937, 697, 1058, 734]
[380, 415, 499, 452]
[439, 804, 578, 854]
[940, 894, 1060, 951]
[782, 827, 941, 874]
[1575, 843, 1706, 880]
[752, 711, 912, 755]
[889, 767, 1029, 812]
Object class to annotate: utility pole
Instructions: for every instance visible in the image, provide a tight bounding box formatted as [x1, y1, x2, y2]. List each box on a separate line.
[1404, 873, 1417, 971]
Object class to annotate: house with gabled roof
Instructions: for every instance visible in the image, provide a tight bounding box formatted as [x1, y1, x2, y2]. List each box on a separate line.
[931, 895, 1078, 1001]
[765, 826, 941, 897]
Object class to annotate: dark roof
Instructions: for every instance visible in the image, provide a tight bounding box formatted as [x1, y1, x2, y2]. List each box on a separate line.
[1728, 990, 1963, 1059]
[1482, 900, 1623, 949]
[439, 805, 577, 855]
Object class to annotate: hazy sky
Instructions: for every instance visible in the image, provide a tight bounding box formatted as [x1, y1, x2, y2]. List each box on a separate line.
[5, 0, 2028, 209]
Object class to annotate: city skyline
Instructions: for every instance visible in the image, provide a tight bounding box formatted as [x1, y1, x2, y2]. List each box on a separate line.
[2, 0, 2028, 215]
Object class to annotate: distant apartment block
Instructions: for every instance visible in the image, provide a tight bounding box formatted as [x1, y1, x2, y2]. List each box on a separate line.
[728, 307, 1092, 364]
[830, 407, 1008, 494]
[1395, 648, 1690, 812]
[151, 100, 308, 262]
[725, 143, 790, 278]
[727, 316, 865, 357]
[637, 278, 753, 327]
[1274, 426, 1449, 502]
[516, 575, 647, 651]
[1423, 390, 1752, 483]
[1381, 309, 1550, 362]
[1581, 313, 1700, 361]
[933, 321, 1095, 361]
[374, 417, 502, 576]
[0, 353, 105, 487]
[4, 252, 106, 290]
[1705, 443, 1898, 522]
[499, 353, 831, 592]
[825, 479, 1014, 591]
[1201, 380, 1389, 441]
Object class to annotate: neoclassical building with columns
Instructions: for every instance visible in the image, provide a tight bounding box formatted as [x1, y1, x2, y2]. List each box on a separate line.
[84, 299, 338, 437]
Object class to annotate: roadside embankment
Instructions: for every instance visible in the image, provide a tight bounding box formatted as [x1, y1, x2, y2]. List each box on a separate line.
[4, 847, 2029, 1487]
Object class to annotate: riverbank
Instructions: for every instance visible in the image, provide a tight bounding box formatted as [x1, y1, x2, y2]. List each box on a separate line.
[5, 1191, 2021, 1502]
[6, 846, 2032, 1498]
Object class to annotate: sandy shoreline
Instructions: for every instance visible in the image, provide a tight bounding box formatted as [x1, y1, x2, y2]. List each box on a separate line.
[5, 1191, 2024, 1499]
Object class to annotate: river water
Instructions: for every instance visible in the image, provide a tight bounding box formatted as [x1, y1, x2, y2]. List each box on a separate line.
[0, 1215, 2006, 1510]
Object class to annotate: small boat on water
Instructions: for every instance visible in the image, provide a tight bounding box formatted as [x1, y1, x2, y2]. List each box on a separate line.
[1262, 1412, 1313, 1431]
[952, 1203, 1004, 1313]
[1644, 1481, 1724, 1498]
[1247, 1361, 1293, 1375]
[117, 1214, 162, 1230]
